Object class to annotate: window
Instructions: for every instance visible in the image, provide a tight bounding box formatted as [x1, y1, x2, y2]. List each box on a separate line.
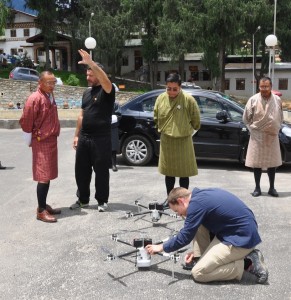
[196, 96, 222, 118]
[202, 70, 211, 81]
[190, 71, 199, 81]
[157, 71, 160, 82]
[279, 78, 288, 90]
[225, 79, 230, 90]
[142, 97, 157, 112]
[11, 48, 17, 55]
[122, 56, 128, 66]
[19, 69, 29, 75]
[236, 79, 245, 90]
[30, 70, 39, 76]
[224, 103, 243, 122]
[23, 29, 30, 37]
[10, 30, 16, 37]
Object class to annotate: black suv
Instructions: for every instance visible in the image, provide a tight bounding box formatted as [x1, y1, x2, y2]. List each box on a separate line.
[118, 89, 291, 166]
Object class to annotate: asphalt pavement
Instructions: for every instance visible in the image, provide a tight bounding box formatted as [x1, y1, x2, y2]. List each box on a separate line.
[0, 128, 291, 300]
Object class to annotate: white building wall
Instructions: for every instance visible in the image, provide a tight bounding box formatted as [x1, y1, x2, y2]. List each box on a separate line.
[0, 10, 38, 59]
[225, 67, 291, 100]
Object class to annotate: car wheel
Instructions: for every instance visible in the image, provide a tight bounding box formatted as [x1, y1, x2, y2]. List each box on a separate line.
[122, 134, 153, 166]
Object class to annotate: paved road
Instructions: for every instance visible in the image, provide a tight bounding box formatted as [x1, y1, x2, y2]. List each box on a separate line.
[0, 128, 291, 300]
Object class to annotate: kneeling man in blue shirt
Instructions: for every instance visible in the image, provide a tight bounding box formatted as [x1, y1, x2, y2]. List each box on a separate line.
[146, 187, 268, 284]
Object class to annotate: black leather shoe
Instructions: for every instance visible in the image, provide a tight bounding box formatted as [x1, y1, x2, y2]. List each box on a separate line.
[268, 188, 279, 197]
[252, 189, 261, 197]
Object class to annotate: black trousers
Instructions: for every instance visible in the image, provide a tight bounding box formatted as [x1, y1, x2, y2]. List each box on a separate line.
[75, 134, 111, 204]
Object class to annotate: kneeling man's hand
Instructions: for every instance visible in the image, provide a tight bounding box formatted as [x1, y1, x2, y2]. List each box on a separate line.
[145, 244, 163, 255]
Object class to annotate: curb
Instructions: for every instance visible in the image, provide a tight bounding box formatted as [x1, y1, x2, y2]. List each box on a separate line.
[0, 119, 76, 129]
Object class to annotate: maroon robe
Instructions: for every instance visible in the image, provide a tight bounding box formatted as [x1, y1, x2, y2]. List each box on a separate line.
[19, 88, 60, 181]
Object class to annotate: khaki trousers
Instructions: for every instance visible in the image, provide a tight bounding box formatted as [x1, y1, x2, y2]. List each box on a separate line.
[191, 225, 254, 283]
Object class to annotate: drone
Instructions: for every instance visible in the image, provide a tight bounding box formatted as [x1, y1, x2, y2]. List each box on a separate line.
[106, 234, 185, 278]
[125, 200, 179, 223]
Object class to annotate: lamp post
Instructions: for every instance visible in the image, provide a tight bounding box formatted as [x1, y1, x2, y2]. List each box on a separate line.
[274, 0, 277, 35]
[89, 12, 94, 37]
[252, 26, 261, 94]
[86, 12, 96, 58]
[265, 34, 277, 84]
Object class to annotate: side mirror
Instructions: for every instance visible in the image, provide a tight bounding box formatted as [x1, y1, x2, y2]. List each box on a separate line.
[216, 110, 229, 122]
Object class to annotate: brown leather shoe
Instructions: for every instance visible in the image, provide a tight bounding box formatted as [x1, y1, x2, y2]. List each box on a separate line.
[46, 204, 61, 215]
[37, 209, 57, 223]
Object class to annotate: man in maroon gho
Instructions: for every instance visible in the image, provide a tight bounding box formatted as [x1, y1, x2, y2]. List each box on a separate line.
[20, 71, 61, 223]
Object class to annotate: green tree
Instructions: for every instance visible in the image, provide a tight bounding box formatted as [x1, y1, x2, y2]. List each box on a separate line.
[189, 0, 275, 92]
[55, 0, 85, 72]
[79, 0, 129, 80]
[275, 0, 291, 61]
[25, 0, 58, 69]
[121, 0, 164, 88]
[0, 0, 10, 35]
[157, 0, 201, 81]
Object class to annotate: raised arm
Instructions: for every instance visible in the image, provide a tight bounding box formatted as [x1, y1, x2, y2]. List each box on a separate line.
[78, 49, 112, 93]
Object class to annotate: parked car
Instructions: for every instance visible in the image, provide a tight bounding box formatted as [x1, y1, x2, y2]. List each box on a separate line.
[272, 90, 283, 97]
[118, 89, 291, 166]
[9, 67, 39, 82]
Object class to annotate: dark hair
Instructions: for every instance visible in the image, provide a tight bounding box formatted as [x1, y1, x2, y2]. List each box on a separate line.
[259, 76, 272, 86]
[87, 62, 105, 71]
[39, 71, 53, 80]
[166, 73, 181, 85]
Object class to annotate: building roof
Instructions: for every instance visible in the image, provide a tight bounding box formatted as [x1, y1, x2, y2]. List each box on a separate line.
[26, 33, 72, 43]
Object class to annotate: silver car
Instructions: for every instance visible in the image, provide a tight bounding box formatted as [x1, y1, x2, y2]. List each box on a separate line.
[9, 67, 39, 81]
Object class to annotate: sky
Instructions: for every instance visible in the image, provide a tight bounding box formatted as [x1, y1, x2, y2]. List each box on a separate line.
[9, 0, 37, 15]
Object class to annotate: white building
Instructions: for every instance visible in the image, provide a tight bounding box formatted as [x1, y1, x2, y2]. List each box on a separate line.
[0, 9, 39, 60]
[121, 41, 291, 99]
[225, 62, 291, 100]
[0, 9, 72, 70]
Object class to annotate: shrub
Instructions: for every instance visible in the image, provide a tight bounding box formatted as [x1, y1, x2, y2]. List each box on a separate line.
[65, 74, 80, 86]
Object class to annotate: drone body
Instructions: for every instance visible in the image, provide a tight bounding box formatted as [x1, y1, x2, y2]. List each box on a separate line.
[126, 200, 178, 223]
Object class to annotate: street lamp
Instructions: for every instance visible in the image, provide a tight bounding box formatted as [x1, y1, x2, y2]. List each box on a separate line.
[265, 34, 277, 84]
[86, 12, 96, 58]
[252, 26, 261, 94]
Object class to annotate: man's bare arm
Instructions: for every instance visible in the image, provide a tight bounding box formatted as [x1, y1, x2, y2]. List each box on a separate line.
[73, 110, 83, 150]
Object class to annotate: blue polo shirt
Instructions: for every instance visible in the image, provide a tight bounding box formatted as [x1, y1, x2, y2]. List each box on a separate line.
[163, 188, 261, 253]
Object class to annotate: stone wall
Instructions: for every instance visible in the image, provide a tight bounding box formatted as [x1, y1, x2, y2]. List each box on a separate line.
[0, 78, 140, 128]
[0, 78, 139, 109]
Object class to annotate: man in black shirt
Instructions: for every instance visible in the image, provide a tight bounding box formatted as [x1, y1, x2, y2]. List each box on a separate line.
[70, 49, 115, 212]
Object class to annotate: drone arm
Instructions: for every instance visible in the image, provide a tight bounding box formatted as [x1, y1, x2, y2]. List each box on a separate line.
[116, 249, 139, 258]
[115, 239, 133, 247]
[131, 211, 151, 217]
[111, 235, 134, 247]
[136, 203, 149, 210]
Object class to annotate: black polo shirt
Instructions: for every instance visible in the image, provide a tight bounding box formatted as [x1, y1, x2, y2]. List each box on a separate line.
[81, 85, 115, 136]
